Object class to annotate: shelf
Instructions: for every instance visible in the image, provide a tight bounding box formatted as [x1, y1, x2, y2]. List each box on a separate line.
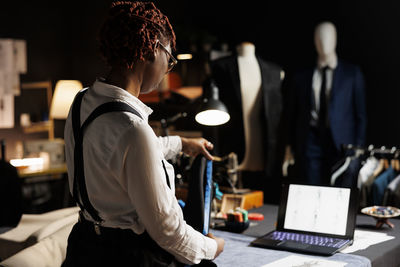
[20, 81, 54, 139]
[22, 120, 54, 139]
[18, 163, 67, 179]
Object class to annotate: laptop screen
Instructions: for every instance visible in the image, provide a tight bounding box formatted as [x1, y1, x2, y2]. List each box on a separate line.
[283, 184, 351, 236]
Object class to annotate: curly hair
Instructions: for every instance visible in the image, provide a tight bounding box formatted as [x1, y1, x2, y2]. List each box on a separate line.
[98, 1, 176, 69]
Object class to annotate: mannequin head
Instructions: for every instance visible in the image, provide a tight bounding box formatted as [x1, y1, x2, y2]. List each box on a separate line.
[314, 22, 337, 59]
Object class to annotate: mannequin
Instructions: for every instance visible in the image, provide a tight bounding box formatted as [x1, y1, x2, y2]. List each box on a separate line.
[237, 42, 264, 172]
[313, 22, 338, 119]
[286, 21, 367, 185]
[210, 41, 284, 202]
[285, 22, 337, 165]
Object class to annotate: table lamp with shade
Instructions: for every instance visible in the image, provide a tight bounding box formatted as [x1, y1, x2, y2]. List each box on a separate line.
[49, 80, 82, 138]
[50, 80, 83, 120]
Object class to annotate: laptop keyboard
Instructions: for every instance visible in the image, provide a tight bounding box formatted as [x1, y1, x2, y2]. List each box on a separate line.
[265, 231, 349, 248]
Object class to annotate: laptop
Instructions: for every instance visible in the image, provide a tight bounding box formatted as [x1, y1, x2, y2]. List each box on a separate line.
[250, 183, 359, 255]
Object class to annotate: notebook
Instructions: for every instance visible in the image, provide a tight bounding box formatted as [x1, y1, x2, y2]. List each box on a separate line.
[250, 183, 359, 255]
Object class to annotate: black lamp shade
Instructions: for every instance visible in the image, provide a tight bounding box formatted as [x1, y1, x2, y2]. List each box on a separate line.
[195, 79, 230, 126]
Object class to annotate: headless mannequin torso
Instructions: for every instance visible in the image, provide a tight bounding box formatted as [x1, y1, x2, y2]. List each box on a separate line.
[211, 41, 285, 196]
[237, 42, 264, 171]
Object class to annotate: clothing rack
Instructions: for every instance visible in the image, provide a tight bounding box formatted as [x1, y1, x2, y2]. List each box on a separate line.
[333, 144, 400, 217]
[341, 144, 400, 159]
[331, 144, 400, 187]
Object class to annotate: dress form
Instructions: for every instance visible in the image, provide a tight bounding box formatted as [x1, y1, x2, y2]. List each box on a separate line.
[237, 42, 264, 171]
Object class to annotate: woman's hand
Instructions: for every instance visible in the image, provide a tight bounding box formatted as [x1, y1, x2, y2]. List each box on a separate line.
[206, 233, 225, 258]
[180, 137, 214, 160]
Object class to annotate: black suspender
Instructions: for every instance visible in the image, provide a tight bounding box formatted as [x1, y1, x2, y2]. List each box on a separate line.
[71, 89, 143, 223]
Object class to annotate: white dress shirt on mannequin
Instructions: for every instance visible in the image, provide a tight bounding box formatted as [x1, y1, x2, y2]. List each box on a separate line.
[237, 42, 264, 171]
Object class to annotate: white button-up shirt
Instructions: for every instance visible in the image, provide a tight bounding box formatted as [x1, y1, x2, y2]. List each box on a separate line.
[310, 56, 338, 124]
[312, 58, 337, 112]
[64, 79, 216, 264]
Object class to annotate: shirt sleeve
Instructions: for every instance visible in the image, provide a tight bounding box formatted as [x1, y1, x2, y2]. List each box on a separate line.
[157, 135, 182, 160]
[122, 122, 216, 264]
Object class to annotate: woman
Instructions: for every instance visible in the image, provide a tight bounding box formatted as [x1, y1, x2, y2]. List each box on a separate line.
[62, 1, 224, 266]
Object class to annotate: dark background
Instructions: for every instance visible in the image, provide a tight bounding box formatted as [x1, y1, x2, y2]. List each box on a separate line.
[1, 0, 399, 154]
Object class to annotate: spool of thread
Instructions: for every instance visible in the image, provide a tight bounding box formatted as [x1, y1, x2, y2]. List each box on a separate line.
[248, 213, 264, 221]
[235, 207, 248, 222]
[233, 212, 243, 222]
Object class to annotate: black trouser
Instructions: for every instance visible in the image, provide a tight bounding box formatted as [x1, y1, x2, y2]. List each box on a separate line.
[62, 218, 179, 267]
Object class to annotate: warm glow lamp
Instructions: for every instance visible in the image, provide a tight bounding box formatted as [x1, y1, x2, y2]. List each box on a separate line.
[195, 79, 230, 126]
[177, 53, 193, 60]
[50, 80, 83, 119]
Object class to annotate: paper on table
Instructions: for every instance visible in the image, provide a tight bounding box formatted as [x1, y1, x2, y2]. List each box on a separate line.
[341, 229, 395, 253]
[261, 255, 347, 267]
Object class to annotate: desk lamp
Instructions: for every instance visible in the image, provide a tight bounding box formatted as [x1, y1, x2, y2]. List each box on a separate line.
[195, 78, 230, 126]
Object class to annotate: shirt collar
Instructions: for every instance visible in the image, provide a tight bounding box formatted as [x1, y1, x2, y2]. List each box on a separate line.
[317, 54, 338, 70]
[92, 78, 153, 119]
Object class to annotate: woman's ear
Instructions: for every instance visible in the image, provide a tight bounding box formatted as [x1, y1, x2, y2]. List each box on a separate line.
[152, 40, 160, 59]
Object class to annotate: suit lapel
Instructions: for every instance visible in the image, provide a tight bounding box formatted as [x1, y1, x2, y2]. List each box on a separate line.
[258, 56, 269, 91]
[257, 57, 269, 117]
[330, 61, 342, 112]
[305, 69, 314, 112]
[229, 56, 242, 105]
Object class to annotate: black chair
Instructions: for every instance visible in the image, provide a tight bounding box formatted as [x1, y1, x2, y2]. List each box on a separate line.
[0, 140, 22, 228]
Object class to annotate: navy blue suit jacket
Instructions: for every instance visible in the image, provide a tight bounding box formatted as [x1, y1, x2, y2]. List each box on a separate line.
[289, 60, 367, 156]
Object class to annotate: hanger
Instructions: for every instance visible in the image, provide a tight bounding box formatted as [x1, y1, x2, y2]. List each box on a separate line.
[372, 147, 387, 177]
[372, 158, 386, 178]
[384, 158, 390, 169]
[392, 149, 400, 172]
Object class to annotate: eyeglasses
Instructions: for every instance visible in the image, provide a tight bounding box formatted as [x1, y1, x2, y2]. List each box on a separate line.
[157, 41, 178, 73]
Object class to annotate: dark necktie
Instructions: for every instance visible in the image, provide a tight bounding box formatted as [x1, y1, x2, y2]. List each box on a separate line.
[318, 66, 329, 129]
